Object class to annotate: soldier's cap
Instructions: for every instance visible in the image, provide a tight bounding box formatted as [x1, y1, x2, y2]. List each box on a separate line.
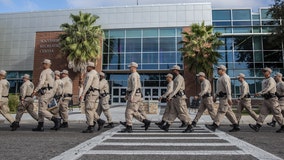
[54, 70, 61, 76]
[22, 74, 30, 79]
[217, 65, 227, 71]
[128, 62, 138, 68]
[196, 72, 206, 77]
[87, 62, 95, 67]
[166, 73, 173, 78]
[99, 72, 105, 77]
[61, 70, 69, 75]
[262, 67, 272, 73]
[170, 65, 181, 71]
[274, 72, 283, 77]
[236, 73, 245, 78]
[0, 70, 6, 76]
[42, 59, 51, 64]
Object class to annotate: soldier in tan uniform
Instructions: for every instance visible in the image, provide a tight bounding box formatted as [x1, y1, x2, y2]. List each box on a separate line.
[31, 59, 60, 131]
[249, 68, 284, 133]
[97, 72, 113, 128]
[206, 65, 240, 132]
[159, 65, 193, 133]
[267, 72, 284, 127]
[58, 70, 73, 128]
[120, 62, 151, 133]
[155, 73, 173, 127]
[80, 62, 105, 133]
[235, 73, 258, 124]
[192, 72, 216, 127]
[11, 74, 38, 131]
[0, 70, 15, 128]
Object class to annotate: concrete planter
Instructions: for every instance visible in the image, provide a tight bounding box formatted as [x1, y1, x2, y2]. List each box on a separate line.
[142, 100, 159, 114]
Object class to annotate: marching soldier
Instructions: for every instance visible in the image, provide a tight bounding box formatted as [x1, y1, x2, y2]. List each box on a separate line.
[249, 68, 284, 133]
[59, 70, 73, 128]
[206, 65, 240, 132]
[267, 72, 284, 127]
[235, 73, 258, 124]
[80, 62, 105, 133]
[191, 72, 216, 127]
[97, 72, 113, 128]
[11, 74, 38, 131]
[0, 70, 15, 128]
[155, 73, 174, 127]
[159, 65, 193, 133]
[120, 62, 151, 133]
[31, 59, 60, 131]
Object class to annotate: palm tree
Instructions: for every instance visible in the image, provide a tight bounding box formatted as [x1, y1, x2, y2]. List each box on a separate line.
[59, 11, 104, 77]
[179, 21, 223, 79]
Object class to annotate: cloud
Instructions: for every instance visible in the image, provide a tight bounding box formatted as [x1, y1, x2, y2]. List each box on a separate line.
[209, 0, 274, 11]
[23, 0, 40, 11]
[0, 0, 13, 6]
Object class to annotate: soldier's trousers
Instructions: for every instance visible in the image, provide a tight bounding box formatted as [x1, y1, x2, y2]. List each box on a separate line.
[272, 98, 284, 122]
[97, 95, 112, 123]
[162, 101, 172, 122]
[59, 99, 70, 123]
[15, 98, 38, 122]
[257, 97, 284, 126]
[214, 97, 238, 126]
[138, 100, 147, 119]
[167, 97, 191, 125]
[193, 96, 216, 123]
[236, 98, 258, 122]
[38, 91, 54, 122]
[85, 91, 100, 126]
[0, 98, 14, 123]
[125, 101, 144, 126]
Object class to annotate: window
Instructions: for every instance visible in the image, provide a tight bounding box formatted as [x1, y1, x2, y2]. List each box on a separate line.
[233, 27, 252, 33]
[212, 10, 231, 20]
[160, 37, 176, 51]
[232, 9, 251, 20]
[160, 28, 175, 37]
[143, 38, 158, 52]
[126, 29, 141, 38]
[143, 29, 158, 37]
[109, 30, 124, 38]
[126, 38, 141, 52]
[160, 52, 176, 63]
[233, 36, 253, 50]
[261, 9, 271, 20]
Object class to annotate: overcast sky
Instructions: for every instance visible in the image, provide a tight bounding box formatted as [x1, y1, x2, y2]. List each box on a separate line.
[0, 0, 274, 13]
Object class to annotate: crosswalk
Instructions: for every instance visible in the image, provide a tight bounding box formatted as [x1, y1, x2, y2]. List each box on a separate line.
[52, 124, 282, 160]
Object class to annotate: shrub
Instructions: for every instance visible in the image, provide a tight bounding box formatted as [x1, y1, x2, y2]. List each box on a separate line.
[8, 94, 19, 113]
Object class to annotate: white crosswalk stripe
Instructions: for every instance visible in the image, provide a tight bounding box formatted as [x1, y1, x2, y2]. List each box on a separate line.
[51, 124, 282, 160]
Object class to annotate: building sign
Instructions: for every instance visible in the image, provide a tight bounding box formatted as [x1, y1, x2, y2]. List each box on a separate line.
[39, 38, 60, 53]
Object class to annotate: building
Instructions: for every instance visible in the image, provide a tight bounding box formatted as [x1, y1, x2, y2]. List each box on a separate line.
[0, 3, 281, 105]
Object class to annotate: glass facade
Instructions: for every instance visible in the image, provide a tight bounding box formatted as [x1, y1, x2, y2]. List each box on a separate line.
[213, 9, 284, 98]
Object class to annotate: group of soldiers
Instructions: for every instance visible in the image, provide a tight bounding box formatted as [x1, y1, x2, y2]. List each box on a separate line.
[0, 59, 284, 133]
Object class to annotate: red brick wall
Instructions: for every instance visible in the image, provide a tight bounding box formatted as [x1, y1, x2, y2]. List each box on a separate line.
[33, 31, 102, 104]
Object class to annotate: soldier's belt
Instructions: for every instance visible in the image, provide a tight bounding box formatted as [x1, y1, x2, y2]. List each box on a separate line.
[2, 95, 8, 98]
[262, 93, 276, 99]
[25, 95, 32, 98]
[127, 88, 141, 94]
[217, 91, 227, 98]
[63, 94, 73, 97]
[202, 93, 211, 98]
[243, 94, 251, 98]
[173, 91, 185, 98]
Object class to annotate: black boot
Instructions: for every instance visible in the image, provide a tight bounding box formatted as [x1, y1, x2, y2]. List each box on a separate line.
[143, 119, 151, 131]
[50, 117, 61, 131]
[267, 121, 276, 127]
[32, 122, 44, 132]
[97, 119, 106, 131]
[249, 123, 261, 132]
[120, 121, 126, 127]
[60, 122, 69, 128]
[82, 125, 94, 133]
[104, 122, 114, 128]
[10, 121, 20, 131]
[205, 123, 218, 132]
[229, 124, 240, 132]
[120, 125, 133, 133]
[183, 124, 194, 133]
[191, 121, 197, 127]
[159, 123, 170, 132]
[155, 120, 165, 127]
[276, 125, 284, 133]
[179, 121, 186, 128]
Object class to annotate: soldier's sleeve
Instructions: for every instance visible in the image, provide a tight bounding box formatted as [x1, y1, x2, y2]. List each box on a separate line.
[81, 74, 93, 97]
[169, 77, 182, 99]
[22, 83, 27, 98]
[34, 71, 46, 92]
[130, 75, 138, 99]
[224, 77, 232, 100]
[0, 82, 2, 101]
[162, 82, 173, 98]
[260, 78, 275, 94]
[199, 81, 208, 97]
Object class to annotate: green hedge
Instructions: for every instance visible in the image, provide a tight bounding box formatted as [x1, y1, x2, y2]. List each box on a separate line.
[8, 94, 19, 113]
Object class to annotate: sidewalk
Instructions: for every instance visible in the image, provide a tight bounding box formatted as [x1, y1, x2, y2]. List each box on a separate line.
[1, 105, 273, 125]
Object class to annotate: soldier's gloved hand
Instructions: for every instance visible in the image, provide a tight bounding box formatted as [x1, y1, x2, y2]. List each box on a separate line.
[213, 97, 217, 103]
[31, 91, 36, 97]
[228, 99, 232, 106]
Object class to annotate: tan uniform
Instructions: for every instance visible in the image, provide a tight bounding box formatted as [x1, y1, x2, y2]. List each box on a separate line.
[193, 79, 216, 123]
[0, 79, 14, 123]
[97, 78, 112, 123]
[276, 81, 284, 113]
[214, 73, 238, 126]
[53, 79, 64, 97]
[236, 80, 258, 122]
[167, 74, 191, 125]
[15, 80, 38, 122]
[125, 71, 144, 126]
[34, 68, 55, 122]
[82, 70, 100, 126]
[59, 76, 73, 122]
[257, 77, 284, 125]
[161, 80, 173, 122]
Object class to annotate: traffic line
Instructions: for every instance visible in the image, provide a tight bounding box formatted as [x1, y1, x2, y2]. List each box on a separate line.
[108, 137, 221, 140]
[99, 142, 234, 146]
[86, 150, 248, 155]
[115, 132, 213, 135]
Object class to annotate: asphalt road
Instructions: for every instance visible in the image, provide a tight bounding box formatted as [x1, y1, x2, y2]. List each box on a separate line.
[0, 122, 283, 160]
